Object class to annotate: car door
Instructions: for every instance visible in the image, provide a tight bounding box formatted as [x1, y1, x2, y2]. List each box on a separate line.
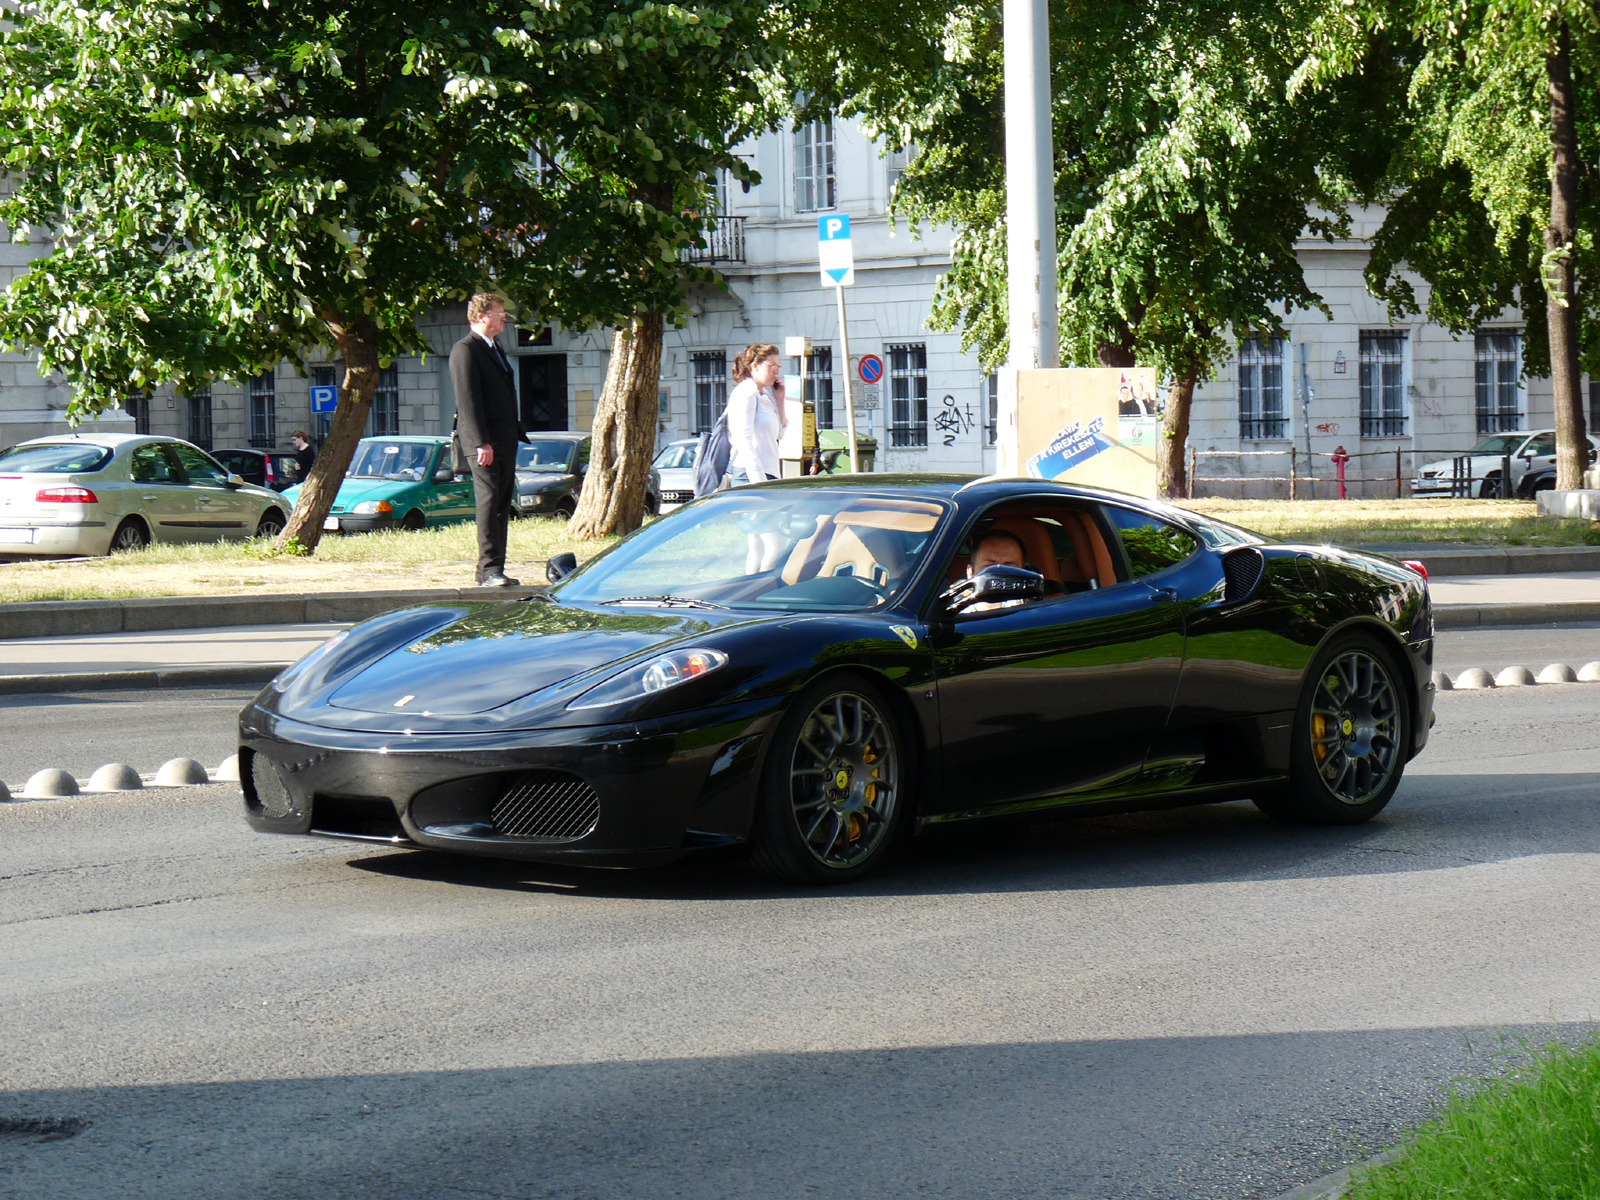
[126, 443, 196, 543]
[167, 442, 254, 540]
[429, 445, 474, 522]
[927, 502, 1188, 819]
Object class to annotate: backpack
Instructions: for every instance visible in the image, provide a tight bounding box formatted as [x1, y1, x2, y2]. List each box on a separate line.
[693, 410, 731, 498]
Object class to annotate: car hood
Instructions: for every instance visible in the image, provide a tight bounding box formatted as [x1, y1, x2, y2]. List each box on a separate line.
[320, 600, 760, 718]
[285, 477, 419, 508]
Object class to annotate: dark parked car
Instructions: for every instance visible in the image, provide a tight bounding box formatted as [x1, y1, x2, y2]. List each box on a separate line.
[514, 432, 660, 518]
[212, 448, 306, 493]
[241, 475, 1434, 883]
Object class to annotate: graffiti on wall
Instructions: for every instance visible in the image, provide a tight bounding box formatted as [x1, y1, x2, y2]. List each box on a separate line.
[934, 393, 977, 446]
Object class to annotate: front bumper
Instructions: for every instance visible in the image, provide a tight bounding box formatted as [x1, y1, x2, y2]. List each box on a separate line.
[323, 512, 397, 534]
[239, 696, 785, 866]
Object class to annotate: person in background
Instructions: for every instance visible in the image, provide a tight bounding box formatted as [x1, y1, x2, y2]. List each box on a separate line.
[450, 292, 528, 587]
[726, 343, 787, 573]
[289, 430, 315, 480]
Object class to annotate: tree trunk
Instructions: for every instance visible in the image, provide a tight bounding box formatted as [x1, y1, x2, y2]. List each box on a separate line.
[275, 312, 381, 553]
[1546, 23, 1587, 491]
[569, 311, 663, 539]
[1158, 368, 1197, 499]
[1096, 340, 1136, 368]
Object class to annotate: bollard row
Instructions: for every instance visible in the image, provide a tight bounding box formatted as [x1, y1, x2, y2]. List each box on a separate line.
[0, 754, 240, 803]
[1433, 662, 1600, 691]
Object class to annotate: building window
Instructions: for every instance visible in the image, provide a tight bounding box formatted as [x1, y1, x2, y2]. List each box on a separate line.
[1238, 336, 1287, 440]
[805, 347, 834, 429]
[1358, 331, 1408, 438]
[310, 365, 337, 444]
[185, 386, 213, 450]
[692, 351, 727, 434]
[888, 343, 928, 448]
[371, 363, 400, 436]
[1475, 329, 1522, 434]
[794, 119, 835, 212]
[249, 371, 277, 448]
[886, 143, 915, 202]
[985, 372, 998, 445]
[123, 392, 150, 435]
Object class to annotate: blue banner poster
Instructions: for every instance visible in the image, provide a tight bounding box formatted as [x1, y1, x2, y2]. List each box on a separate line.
[1025, 415, 1116, 479]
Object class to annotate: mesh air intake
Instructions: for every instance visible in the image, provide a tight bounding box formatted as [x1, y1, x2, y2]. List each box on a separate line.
[1222, 546, 1265, 603]
[490, 770, 600, 840]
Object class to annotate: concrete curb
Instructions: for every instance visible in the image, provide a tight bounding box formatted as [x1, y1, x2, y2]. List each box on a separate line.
[0, 585, 543, 641]
[1433, 601, 1600, 629]
[1354, 544, 1600, 577]
[0, 662, 289, 696]
[1268, 1149, 1403, 1200]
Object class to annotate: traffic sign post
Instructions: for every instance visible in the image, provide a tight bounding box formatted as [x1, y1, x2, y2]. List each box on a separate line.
[857, 354, 883, 385]
[818, 216, 862, 471]
[309, 384, 338, 415]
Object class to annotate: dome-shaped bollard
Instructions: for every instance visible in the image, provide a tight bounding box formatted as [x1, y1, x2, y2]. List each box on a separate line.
[1453, 667, 1495, 690]
[1537, 663, 1577, 684]
[85, 763, 143, 792]
[23, 768, 79, 798]
[155, 758, 210, 786]
[1579, 661, 1600, 683]
[213, 754, 241, 783]
[1431, 671, 1452, 691]
[1494, 665, 1536, 687]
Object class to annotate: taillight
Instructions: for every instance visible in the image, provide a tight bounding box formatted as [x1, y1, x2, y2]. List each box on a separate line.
[36, 487, 97, 503]
[265, 458, 275, 481]
[1402, 559, 1429, 581]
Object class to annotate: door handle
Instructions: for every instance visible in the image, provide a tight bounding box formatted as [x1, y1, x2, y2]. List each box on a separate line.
[1149, 586, 1178, 602]
[141, 494, 157, 501]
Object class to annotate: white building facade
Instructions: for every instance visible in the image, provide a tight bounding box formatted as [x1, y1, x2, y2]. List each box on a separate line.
[3, 127, 1587, 497]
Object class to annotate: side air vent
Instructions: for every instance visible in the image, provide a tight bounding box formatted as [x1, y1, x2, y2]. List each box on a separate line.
[490, 770, 601, 840]
[244, 748, 295, 818]
[1222, 546, 1265, 603]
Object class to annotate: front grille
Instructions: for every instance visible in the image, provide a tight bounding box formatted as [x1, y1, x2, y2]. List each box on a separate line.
[1222, 546, 1265, 603]
[245, 748, 294, 818]
[662, 490, 694, 503]
[490, 770, 600, 840]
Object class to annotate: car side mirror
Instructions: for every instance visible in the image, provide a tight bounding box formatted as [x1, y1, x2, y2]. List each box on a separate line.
[225, 473, 245, 487]
[433, 468, 454, 484]
[546, 552, 578, 583]
[939, 565, 1045, 613]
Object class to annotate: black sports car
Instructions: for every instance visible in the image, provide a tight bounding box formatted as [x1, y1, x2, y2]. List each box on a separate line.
[240, 476, 1435, 883]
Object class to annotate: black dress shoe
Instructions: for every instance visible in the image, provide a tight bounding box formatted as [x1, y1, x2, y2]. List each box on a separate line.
[478, 573, 520, 587]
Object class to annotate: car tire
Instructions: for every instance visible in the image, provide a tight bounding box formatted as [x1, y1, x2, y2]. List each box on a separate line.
[109, 517, 151, 554]
[253, 509, 286, 540]
[1478, 476, 1501, 499]
[749, 672, 913, 884]
[401, 509, 426, 531]
[1255, 633, 1412, 826]
[555, 498, 577, 520]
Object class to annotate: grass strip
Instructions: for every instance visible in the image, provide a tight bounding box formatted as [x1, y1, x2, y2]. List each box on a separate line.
[1345, 1036, 1600, 1200]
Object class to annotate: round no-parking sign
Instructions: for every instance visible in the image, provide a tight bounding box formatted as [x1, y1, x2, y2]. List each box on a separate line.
[858, 354, 884, 384]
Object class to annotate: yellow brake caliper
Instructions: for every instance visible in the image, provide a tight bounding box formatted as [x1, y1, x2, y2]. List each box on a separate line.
[1312, 714, 1328, 762]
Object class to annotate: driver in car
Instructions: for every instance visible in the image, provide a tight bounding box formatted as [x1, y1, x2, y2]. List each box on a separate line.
[966, 530, 1034, 612]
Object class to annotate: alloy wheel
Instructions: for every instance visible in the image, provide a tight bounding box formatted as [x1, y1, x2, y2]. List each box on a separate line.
[1309, 649, 1400, 804]
[111, 520, 148, 552]
[787, 691, 899, 869]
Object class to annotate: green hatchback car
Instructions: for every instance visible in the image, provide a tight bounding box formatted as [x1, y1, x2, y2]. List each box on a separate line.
[282, 436, 474, 534]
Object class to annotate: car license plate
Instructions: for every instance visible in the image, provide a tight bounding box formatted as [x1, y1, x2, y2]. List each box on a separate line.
[323, 516, 340, 531]
[0, 527, 36, 545]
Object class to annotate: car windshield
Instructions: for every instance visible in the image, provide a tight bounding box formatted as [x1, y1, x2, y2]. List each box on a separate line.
[0, 443, 113, 473]
[517, 441, 574, 471]
[1180, 511, 1266, 548]
[653, 443, 697, 470]
[1467, 434, 1528, 455]
[346, 441, 434, 480]
[552, 489, 949, 612]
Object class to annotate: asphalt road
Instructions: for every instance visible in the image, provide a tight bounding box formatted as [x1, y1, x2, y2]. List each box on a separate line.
[4, 677, 1600, 1199]
[3, 623, 1600, 789]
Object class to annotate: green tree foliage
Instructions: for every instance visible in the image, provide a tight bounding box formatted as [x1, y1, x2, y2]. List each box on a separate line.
[795, 0, 1376, 496]
[1306, 0, 1599, 486]
[0, 0, 775, 548]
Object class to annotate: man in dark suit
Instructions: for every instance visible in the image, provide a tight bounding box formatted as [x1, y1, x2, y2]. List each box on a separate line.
[450, 293, 528, 586]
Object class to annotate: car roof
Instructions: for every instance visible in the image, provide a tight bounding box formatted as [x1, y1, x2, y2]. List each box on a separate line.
[358, 435, 449, 444]
[18, 432, 177, 450]
[521, 431, 589, 441]
[731, 472, 1178, 510]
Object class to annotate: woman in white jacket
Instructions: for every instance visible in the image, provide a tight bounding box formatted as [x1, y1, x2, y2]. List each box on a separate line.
[726, 342, 786, 485]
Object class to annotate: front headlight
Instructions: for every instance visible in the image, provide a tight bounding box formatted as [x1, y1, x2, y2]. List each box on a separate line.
[271, 629, 351, 692]
[567, 648, 728, 711]
[351, 500, 393, 515]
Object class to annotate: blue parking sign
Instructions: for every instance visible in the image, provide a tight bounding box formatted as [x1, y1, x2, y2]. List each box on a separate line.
[309, 384, 338, 414]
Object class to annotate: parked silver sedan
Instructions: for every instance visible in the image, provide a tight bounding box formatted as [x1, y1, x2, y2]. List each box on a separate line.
[0, 433, 290, 557]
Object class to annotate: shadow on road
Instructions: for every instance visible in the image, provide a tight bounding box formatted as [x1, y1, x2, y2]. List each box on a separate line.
[345, 769, 1600, 902]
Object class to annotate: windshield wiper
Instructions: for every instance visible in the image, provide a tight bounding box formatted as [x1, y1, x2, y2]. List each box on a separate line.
[605, 595, 729, 611]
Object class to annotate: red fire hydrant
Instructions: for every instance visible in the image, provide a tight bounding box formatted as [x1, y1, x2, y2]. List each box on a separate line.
[1331, 445, 1351, 500]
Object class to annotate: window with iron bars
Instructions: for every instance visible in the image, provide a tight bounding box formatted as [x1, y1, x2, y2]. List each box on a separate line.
[185, 385, 213, 450]
[123, 392, 151, 435]
[1475, 329, 1522, 434]
[1237, 336, 1288, 440]
[985, 372, 999, 445]
[370, 364, 400, 436]
[885, 143, 915, 205]
[794, 119, 836, 212]
[805, 347, 834, 429]
[1358, 331, 1408, 437]
[888, 343, 928, 447]
[692, 352, 727, 434]
[249, 372, 276, 448]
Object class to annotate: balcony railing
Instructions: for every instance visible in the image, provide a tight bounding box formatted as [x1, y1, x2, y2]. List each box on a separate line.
[683, 215, 746, 265]
[1239, 416, 1287, 440]
[1360, 415, 1408, 438]
[1477, 409, 1522, 435]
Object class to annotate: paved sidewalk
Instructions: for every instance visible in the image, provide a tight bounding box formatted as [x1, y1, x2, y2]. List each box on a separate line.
[1428, 570, 1600, 606]
[0, 623, 344, 678]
